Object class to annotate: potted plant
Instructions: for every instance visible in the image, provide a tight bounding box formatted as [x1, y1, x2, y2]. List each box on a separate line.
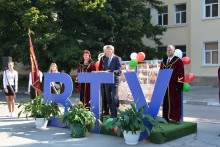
[61, 104, 100, 138]
[106, 103, 167, 145]
[18, 96, 60, 129]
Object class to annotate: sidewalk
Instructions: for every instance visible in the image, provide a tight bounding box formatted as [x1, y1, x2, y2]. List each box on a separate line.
[1, 103, 220, 146]
[183, 86, 219, 106]
[1, 86, 220, 146]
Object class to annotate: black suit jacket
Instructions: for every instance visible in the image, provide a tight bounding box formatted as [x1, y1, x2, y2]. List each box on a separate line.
[104, 55, 122, 84]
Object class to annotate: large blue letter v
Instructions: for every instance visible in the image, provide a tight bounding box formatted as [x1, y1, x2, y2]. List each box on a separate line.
[124, 69, 173, 141]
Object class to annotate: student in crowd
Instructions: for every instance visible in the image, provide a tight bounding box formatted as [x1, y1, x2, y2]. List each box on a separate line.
[3, 61, 18, 117]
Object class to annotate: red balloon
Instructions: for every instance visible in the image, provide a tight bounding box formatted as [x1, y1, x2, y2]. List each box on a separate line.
[114, 125, 118, 134]
[94, 62, 99, 70]
[184, 73, 195, 83]
[136, 52, 145, 62]
[181, 57, 191, 65]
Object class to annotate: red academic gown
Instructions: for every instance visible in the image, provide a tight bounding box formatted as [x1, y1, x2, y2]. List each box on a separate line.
[75, 60, 95, 107]
[99, 56, 105, 71]
[160, 56, 184, 121]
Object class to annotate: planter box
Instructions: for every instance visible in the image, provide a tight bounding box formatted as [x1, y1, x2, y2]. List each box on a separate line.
[47, 116, 66, 128]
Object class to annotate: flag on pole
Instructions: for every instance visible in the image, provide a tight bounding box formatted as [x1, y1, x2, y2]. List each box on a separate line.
[29, 28, 43, 95]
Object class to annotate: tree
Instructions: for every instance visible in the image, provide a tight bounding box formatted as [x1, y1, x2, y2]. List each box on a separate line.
[0, 0, 165, 73]
[85, 0, 166, 61]
[0, 0, 106, 73]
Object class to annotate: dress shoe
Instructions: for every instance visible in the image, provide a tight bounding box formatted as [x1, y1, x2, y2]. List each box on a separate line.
[176, 120, 180, 125]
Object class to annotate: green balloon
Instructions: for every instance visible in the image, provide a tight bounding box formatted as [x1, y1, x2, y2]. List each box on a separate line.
[183, 83, 191, 92]
[129, 59, 138, 68]
[106, 118, 113, 124]
[106, 118, 113, 129]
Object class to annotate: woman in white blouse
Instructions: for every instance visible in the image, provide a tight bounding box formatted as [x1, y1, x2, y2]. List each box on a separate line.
[3, 62, 18, 117]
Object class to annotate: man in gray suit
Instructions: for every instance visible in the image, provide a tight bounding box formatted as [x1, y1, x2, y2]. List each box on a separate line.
[104, 45, 122, 118]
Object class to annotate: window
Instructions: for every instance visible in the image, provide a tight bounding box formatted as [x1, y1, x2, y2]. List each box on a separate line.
[204, 42, 218, 65]
[158, 6, 168, 26]
[175, 45, 186, 57]
[175, 4, 186, 24]
[204, 0, 218, 18]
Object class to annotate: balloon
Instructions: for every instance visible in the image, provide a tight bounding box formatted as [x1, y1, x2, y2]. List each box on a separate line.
[136, 52, 145, 62]
[129, 59, 138, 68]
[181, 57, 191, 65]
[114, 125, 118, 134]
[106, 118, 113, 129]
[183, 83, 191, 92]
[94, 61, 99, 70]
[184, 73, 195, 83]
[174, 49, 183, 59]
[130, 52, 137, 60]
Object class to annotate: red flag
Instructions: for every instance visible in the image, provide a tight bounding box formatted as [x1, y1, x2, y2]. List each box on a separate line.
[29, 28, 43, 95]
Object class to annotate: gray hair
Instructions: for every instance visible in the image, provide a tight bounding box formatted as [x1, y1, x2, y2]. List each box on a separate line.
[103, 45, 108, 51]
[105, 45, 115, 51]
[167, 45, 175, 51]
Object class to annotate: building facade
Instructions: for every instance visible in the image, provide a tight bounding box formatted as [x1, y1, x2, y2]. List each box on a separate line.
[143, 0, 220, 85]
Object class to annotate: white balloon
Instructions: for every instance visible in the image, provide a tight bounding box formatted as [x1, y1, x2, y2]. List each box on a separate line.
[174, 49, 183, 59]
[98, 53, 105, 61]
[130, 52, 137, 60]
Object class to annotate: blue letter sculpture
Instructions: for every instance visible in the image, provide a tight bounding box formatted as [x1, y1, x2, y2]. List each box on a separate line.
[78, 73, 114, 133]
[43, 73, 72, 112]
[43, 69, 172, 141]
[124, 69, 173, 140]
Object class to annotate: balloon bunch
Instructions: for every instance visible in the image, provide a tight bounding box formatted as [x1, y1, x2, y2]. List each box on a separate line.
[174, 49, 195, 92]
[129, 52, 146, 68]
[94, 61, 99, 70]
[106, 118, 121, 135]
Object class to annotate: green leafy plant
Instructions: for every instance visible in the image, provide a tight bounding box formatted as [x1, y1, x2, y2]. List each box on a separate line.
[61, 104, 101, 135]
[18, 96, 60, 120]
[106, 103, 167, 136]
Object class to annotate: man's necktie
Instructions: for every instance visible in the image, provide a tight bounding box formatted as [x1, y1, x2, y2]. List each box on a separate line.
[166, 59, 170, 66]
[108, 58, 111, 67]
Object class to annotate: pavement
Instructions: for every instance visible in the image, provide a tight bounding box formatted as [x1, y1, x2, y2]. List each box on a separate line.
[0, 86, 220, 146]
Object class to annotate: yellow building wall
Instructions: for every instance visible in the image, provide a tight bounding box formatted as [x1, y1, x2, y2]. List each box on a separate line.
[190, 0, 220, 77]
[144, 0, 220, 77]
[143, 0, 191, 74]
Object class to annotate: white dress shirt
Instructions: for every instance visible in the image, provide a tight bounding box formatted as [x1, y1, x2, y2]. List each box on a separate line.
[28, 71, 43, 92]
[108, 54, 115, 67]
[167, 55, 175, 65]
[3, 69, 18, 91]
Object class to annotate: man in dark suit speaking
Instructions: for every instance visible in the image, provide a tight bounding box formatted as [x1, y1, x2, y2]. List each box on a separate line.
[104, 45, 122, 118]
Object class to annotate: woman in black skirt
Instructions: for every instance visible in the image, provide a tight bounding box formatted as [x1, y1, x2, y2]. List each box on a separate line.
[3, 62, 18, 117]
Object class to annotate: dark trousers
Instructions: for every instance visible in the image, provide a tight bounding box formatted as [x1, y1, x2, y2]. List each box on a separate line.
[80, 83, 85, 105]
[101, 83, 109, 114]
[30, 86, 36, 99]
[105, 83, 119, 118]
[163, 89, 169, 121]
